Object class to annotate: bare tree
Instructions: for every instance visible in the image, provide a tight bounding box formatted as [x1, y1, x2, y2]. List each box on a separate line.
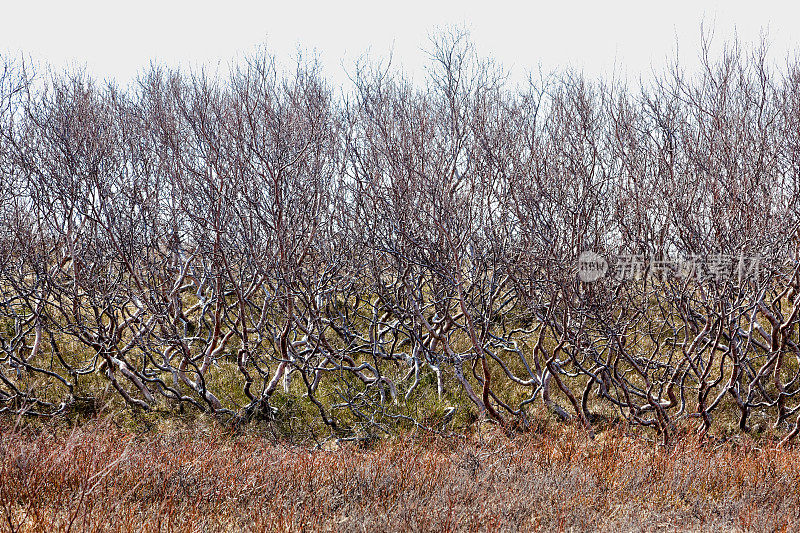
[2, 33, 800, 444]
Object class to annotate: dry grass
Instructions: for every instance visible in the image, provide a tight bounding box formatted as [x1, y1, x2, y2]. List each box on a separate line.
[1, 416, 799, 532]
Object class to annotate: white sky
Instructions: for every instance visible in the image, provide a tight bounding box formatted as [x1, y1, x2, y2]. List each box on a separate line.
[1, 0, 799, 89]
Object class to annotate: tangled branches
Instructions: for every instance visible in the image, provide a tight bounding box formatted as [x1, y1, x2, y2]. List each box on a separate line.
[1, 33, 800, 443]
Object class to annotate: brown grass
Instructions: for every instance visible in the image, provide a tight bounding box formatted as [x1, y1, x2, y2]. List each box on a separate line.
[1, 417, 799, 532]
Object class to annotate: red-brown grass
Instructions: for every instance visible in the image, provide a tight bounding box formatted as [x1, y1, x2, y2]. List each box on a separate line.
[1, 417, 799, 532]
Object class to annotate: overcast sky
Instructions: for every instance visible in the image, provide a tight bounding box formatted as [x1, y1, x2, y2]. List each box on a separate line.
[1, 0, 798, 89]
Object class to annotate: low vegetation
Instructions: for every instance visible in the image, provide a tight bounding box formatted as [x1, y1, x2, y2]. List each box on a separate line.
[2, 414, 799, 532]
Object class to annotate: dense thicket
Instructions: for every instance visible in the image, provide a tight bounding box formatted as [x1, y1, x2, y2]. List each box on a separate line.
[1, 33, 800, 442]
